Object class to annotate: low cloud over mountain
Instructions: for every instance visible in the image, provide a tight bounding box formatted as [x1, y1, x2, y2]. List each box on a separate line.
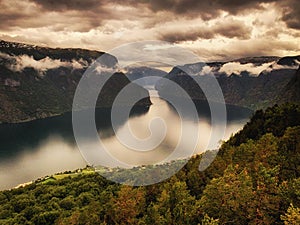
[0, 53, 88, 75]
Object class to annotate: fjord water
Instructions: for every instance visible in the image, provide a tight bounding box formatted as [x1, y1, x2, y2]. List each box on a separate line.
[0, 95, 252, 190]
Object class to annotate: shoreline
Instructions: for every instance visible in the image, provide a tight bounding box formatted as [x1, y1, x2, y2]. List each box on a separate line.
[0, 100, 152, 125]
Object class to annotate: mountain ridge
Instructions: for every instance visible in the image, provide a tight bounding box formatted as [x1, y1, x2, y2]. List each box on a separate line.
[0, 39, 299, 121]
[156, 55, 300, 110]
[0, 40, 151, 123]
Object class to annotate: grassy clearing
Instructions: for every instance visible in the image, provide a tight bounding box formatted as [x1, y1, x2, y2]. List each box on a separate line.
[39, 166, 95, 185]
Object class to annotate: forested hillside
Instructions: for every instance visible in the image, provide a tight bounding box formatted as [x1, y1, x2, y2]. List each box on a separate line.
[0, 40, 151, 123]
[156, 57, 300, 110]
[0, 103, 299, 224]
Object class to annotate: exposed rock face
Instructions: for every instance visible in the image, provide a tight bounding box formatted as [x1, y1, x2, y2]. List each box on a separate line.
[0, 40, 151, 123]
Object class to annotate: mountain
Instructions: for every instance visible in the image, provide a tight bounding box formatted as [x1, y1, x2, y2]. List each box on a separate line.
[0, 40, 151, 123]
[231, 56, 280, 65]
[276, 55, 300, 67]
[156, 55, 300, 110]
[278, 66, 300, 103]
[125, 66, 167, 88]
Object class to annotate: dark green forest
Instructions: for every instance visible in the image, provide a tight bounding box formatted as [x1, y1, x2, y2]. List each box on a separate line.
[0, 103, 300, 225]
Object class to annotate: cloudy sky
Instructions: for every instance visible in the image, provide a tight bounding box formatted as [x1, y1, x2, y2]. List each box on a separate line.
[0, 0, 299, 61]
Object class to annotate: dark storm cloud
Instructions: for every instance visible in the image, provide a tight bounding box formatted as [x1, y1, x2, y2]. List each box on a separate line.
[29, 0, 300, 30]
[159, 21, 252, 43]
[160, 30, 214, 43]
[213, 0, 279, 14]
[214, 22, 252, 39]
[0, 1, 36, 30]
[144, 0, 300, 29]
[0, 12, 29, 30]
[149, 0, 219, 20]
[144, 0, 280, 18]
[29, 0, 278, 17]
[1, 0, 299, 33]
[30, 0, 102, 11]
[0, 0, 108, 32]
[280, 0, 300, 30]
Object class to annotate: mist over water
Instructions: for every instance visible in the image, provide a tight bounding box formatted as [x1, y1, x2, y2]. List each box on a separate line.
[0, 94, 251, 190]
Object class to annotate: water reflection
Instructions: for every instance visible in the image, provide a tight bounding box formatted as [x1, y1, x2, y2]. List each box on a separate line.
[0, 106, 148, 190]
[100, 97, 252, 166]
[166, 99, 253, 122]
[0, 136, 85, 190]
[0, 106, 149, 160]
[0, 97, 251, 190]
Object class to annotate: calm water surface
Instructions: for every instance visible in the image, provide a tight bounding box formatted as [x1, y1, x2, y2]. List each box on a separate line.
[0, 95, 252, 190]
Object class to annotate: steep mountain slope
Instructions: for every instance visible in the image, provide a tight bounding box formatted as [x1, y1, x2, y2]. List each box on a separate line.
[278, 66, 300, 103]
[0, 40, 151, 123]
[156, 55, 300, 110]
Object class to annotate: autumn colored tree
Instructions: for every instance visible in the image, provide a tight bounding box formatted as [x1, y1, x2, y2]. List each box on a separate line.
[281, 204, 300, 225]
[199, 165, 254, 224]
[109, 185, 145, 225]
[145, 179, 200, 225]
[251, 165, 281, 224]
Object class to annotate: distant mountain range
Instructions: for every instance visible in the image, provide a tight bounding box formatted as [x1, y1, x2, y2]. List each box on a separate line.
[0, 40, 151, 123]
[156, 55, 300, 110]
[125, 66, 167, 88]
[0, 39, 299, 123]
